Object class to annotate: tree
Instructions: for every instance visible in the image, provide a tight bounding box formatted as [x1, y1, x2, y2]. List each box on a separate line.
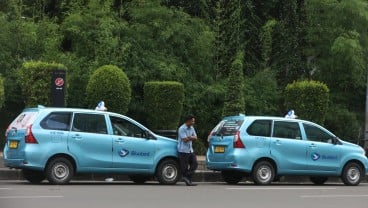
[86, 65, 131, 114]
[284, 80, 329, 124]
[0, 74, 4, 108]
[144, 81, 184, 130]
[19, 61, 67, 107]
[223, 51, 245, 117]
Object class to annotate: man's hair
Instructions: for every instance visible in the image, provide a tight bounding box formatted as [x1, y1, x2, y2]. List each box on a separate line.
[185, 114, 195, 122]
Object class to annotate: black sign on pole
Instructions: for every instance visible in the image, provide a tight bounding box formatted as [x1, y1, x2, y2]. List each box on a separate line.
[51, 70, 66, 107]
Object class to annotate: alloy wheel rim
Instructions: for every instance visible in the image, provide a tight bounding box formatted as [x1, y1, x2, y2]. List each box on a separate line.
[53, 163, 69, 179]
[163, 165, 177, 181]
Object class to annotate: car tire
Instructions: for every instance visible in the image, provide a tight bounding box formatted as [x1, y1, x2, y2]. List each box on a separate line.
[22, 169, 45, 184]
[341, 162, 363, 186]
[129, 175, 151, 184]
[46, 157, 74, 185]
[310, 177, 328, 185]
[221, 171, 243, 185]
[156, 159, 180, 185]
[252, 161, 275, 185]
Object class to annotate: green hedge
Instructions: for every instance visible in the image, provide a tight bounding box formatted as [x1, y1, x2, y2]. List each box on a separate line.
[19, 61, 67, 107]
[285, 80, 329, 124]
[144, 81, 184, 130]
[0, 75, 4, 109]
[223, 51, 245, 117]
[86, 65, 131, 114]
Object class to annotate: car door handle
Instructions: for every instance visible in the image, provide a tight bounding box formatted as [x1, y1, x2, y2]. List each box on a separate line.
[72, 134, 83, 140]
[114, 138, 125, 143]
[309, 143, 317, 148]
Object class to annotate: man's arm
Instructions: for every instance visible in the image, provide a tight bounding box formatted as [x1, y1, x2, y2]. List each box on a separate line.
[179, 128, 190, 142]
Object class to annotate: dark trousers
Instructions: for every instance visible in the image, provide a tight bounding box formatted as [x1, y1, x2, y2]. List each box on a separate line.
[179, 152, 198, 180]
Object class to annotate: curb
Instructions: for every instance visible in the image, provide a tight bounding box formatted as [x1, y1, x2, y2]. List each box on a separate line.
[1, 169, 367, 183]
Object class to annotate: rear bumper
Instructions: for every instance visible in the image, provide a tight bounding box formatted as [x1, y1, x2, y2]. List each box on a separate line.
[4, 158, 25, 169]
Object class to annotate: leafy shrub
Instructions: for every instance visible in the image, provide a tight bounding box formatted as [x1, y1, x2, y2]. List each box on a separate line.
[86, 65, 131, 114]
[193, 139, 207, 155]
[19, 61, 67, 107]
[325, 107, 360, 143]
[223, 51, 245, 117]
[0, 75, 4, 108]
[144, 81, 184, 130]
[285, 80, 329, 124]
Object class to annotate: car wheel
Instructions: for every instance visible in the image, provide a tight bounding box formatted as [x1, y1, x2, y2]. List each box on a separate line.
[221, 171, 243, 185]
[252, 161, 275, 185]
[156, 159, 180, 185]
[46, 157, 74, 185]
[22, 169, 45, 184]
[129, 175, 151, 184]
[341, 162, 363, 186]
[310, 177, 328, 185]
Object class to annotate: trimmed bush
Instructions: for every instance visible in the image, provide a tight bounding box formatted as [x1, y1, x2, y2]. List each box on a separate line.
[86, 65, 131, 114]
[285, 80, 329, 124]
[19, 61, 67, 107]
[144, 81, 184, 130]
[0, 75, 4, 108]
[223, 51, 245, 117]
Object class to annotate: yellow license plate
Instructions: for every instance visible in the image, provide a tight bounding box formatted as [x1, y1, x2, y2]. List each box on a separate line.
[214, 146, 225, 153]
[9, 141, 18, 149]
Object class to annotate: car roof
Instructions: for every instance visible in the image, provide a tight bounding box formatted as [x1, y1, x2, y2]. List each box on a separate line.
[224, 115, 321, 125]
[26, 106, 126, 117]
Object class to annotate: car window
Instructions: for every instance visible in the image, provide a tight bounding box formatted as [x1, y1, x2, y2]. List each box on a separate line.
[303, 123, 334, 143]
[110, 116, 146, 138]
[40, 112, 71, 131]
[247, 120, 272, 137]
[273, 121, 301, 140]
[9, 111, 38, 130]
[212, 119, 244, 136]
[72, 113, 107, 134]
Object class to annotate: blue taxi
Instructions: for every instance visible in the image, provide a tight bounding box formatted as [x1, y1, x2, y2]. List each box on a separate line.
[206, 115, 368, 186]
[3, 106, 180, 185]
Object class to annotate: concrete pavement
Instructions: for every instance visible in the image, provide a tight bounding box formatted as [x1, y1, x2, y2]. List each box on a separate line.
[1, 181, 368, 208]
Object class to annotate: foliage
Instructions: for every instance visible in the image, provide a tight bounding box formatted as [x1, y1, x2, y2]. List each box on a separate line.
[193, 139, 207, 155]
[19, 61, 67, 107]
[325, 106, 360, 144]
[285, 80, 329, 124]
[223, 51, 245, 117]
[86, 65, 131, 114]
[0, 75, 4, 108]
[244, 69, 280, 115]
[144, 81, 184, 130]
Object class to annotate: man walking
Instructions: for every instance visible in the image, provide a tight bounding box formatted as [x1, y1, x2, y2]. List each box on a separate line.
[177, 115, 198, 186]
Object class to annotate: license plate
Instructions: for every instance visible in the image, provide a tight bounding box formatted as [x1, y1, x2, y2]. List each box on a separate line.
[214, 146, 225, 153]
[9, 141, 18, 149]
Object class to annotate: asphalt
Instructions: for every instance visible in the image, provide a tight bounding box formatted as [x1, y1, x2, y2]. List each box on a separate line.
[1, 153, 367, 184]
[1, 181, 368, 208]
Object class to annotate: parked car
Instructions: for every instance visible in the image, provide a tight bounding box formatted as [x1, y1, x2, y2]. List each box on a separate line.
[206, 115, 368, 186]
[3, 106, 180, 185]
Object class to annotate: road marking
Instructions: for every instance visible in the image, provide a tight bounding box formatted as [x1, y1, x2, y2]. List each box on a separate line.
[0, 196, 64, 199]
[0, 188, 11, 190]
[227, 187, 337, 190]
[300, 195, 368, 198]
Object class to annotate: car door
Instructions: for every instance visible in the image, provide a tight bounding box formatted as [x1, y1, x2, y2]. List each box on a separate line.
[303, 123, 341, 172]
[68, 113, 112, 169]
[109, 116, 156, 170]
[270, 120, 308, 172]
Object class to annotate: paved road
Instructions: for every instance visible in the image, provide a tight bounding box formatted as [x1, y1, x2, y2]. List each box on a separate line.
[0, 181, 367, 208]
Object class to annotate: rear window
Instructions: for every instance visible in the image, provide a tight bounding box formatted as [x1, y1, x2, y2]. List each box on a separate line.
[247, 120, 272, 137]
[9, 111, 38, 130]
[40, 112, 72, 131]
[211, 119, 244, 136]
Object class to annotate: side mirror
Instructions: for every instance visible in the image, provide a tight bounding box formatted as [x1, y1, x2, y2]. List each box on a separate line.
[145, 131, 156, 140]
[332, 137, 341, 145]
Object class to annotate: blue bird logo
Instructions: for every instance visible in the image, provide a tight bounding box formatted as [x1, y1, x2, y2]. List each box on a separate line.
[118, 149, 129, 157]
[311, 153, 320, 161]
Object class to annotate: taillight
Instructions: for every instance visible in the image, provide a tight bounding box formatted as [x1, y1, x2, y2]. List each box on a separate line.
[4, 125, 10, 142]
[234, 131, 245, 148]
[25, 125, 38, 144]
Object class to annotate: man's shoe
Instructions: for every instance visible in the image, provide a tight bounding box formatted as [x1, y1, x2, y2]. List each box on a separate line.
[187, 182, 197, 186]
[182, 177, 191, 186]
